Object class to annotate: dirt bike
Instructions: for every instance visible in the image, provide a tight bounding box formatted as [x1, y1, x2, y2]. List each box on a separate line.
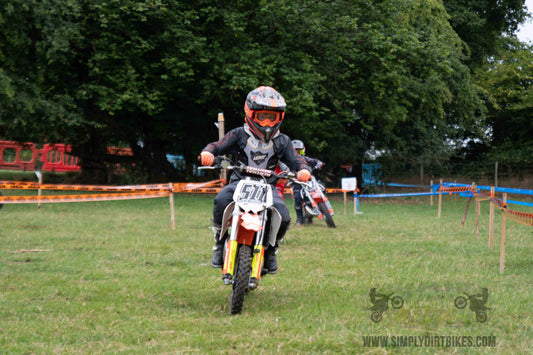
[368, 292, 404, 323]
[454, 292, 489, 323]
[296, 175, 336, 228]
[200, 157, 298, 315]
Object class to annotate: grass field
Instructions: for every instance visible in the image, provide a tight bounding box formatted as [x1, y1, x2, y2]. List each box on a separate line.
[1, 189, 532, 354]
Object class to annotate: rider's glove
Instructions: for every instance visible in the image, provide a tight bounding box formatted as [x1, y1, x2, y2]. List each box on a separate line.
[200, 151, 215, 166]
[297, 169, 311, 182]
[316, 161, 323, 169]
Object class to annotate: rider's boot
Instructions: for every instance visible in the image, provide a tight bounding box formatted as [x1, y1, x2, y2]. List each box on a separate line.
[210, 224, 224, 268]
[264, 220, 289, 274]
[263, 245, 278, 274]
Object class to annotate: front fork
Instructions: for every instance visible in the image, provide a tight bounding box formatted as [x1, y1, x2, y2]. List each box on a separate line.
[222, 209, 242, 285]
[222, 209, 268, 288]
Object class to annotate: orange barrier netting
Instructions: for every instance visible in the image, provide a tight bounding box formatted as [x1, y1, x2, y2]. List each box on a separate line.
[475, 191, 492, 201]
[0, 181, 172, 192]
[0, 179, 225, 192]
[489, 196, 533, 226]
[438, 185, 476, 195]
[0, 191, 171, 204]
[0, 179, 227, 204]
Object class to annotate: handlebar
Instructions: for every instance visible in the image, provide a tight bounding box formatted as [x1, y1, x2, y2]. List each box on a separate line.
[199, 156, 299, 182]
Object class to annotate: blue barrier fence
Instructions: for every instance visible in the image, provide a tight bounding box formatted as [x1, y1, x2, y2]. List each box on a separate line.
[356, 181, 533, 208]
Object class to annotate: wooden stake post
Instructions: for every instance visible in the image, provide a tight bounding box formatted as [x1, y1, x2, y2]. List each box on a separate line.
[500, 193, 507, 273]
[37, 171, 43, 209]
[341, 177, 359, 215]
[217, 112, 227, 182]
[474, 183, 480, 239]
[438, 179, 442, 218]
[169, 183, 175, 230]
[430, 179, 433, 206]
[489, 186, 494, 249]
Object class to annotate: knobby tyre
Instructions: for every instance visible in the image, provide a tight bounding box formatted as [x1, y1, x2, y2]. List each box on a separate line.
[229, 244, 252, 315]
[318, 201, 335, 228]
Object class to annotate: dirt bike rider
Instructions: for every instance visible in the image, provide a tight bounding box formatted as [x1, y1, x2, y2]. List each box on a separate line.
[369, 288, 390, 312]
[200, 86, 312, 274]
[290, 140, 324, 225]
[470, 288, 489, 311]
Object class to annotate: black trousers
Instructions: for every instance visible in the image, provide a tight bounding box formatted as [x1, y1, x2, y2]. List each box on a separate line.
[292, 183, 304, 220]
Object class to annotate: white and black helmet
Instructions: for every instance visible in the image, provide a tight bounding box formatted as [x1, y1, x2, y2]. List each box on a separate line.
[244, 86, 286, 142]
[291, 139, 305, 155]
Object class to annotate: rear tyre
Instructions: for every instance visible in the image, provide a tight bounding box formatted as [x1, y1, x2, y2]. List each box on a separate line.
[370, 311, 383, 323]
[229, 244, 252, 315]
[318, 201, 336, 228]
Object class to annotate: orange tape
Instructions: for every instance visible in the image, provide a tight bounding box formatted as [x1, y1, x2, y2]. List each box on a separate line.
[0, 181, 172, 192]
[439, 186, 475, 195]
[0, 191, 170, 204]
[0, 179, 227, 204]
[0, 179, 225, 193]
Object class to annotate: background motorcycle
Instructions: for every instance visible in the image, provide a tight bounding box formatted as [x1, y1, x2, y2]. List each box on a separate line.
[200, 157, 298, 314]
[295, 176, 336, 228]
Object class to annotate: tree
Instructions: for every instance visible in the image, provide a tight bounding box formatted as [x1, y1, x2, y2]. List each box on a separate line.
[443, 0, 530, 66]
[0, 0, 503, 184]
[474, 38, 533, 172]
[1, 0, 206, 181]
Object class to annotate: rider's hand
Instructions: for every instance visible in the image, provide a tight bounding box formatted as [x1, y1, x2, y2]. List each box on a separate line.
[316, 161, 323, 169]
[200, 151, 215, 166]
[297, 169, 311, 182]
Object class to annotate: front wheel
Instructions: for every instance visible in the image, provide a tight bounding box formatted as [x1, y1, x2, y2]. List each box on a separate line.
[391, 296, 404, 309]
[454, 296, 467, 309]
[318, 201, 336, 228]
[229, 244, 252, 315]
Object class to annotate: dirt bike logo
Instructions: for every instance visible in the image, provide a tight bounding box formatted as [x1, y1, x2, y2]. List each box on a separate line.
[454, 288, 490, 323]
[368, 288, 404, 323]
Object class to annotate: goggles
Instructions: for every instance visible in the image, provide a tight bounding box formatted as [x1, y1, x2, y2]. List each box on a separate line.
[296, 149, 305, 156]
[252, 110, 282, 127]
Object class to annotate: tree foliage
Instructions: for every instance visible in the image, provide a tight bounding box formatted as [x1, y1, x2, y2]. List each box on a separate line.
[0, 0, 529, 183]
[474, 38, 533, 168]
[443, 0, 529, 66]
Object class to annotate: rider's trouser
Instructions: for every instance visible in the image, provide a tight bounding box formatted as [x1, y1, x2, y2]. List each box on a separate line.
[292, 184, 303, 221]
[213, 180, 291, 244]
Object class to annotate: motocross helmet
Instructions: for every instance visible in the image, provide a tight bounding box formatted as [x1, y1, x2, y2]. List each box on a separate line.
[291, 139, 305, 155]
[244, 86, 286, 143]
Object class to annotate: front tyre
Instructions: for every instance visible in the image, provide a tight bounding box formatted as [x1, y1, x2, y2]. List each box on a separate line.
[318, 201, 336, 228]
[454, 296, 467, 309]
[391, 296, 404, 309]
[229, 244, 252, 315]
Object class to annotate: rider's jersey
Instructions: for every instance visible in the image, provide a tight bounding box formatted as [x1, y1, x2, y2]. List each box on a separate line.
[202, 124, 310, 184]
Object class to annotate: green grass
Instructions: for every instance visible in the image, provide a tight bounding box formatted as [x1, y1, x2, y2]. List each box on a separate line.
[1, 191, 532, 353]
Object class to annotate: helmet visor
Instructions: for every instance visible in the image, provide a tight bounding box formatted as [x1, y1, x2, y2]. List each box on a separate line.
[253, 110, 282, 127]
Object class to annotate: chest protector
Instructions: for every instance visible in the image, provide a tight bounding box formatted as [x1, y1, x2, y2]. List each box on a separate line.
[242, 136, 276, 170]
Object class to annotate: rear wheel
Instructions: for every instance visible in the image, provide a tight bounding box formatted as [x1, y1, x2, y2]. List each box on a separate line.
[318, 201, 336, 228]
[229, 244, 252, 315]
